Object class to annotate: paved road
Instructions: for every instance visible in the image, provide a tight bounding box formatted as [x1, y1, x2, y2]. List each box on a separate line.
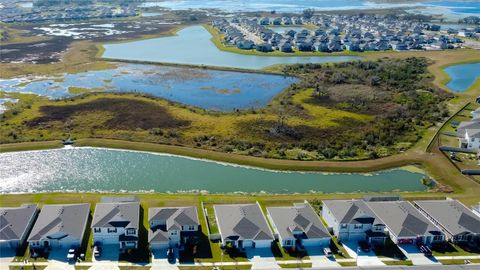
[282, 264, 480, 270]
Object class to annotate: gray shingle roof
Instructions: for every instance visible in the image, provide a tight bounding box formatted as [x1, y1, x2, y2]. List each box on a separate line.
[101, 196, 139, 203]
[322, 200, 383, 225]
[92, 202, 139, 229]
[267, 203, 330, 241]
[415, 200, 480, 236]
[214, 204, 274, 241]
[366, 201, 441, 238]
[27, 204, 90, 242]
[0, 204, 37, 241]
[148, 206, 199, 243]
[149, 207, 199, 231]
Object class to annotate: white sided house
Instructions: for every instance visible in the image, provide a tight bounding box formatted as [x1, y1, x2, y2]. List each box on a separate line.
[148, 206, 200, 250]
[414, 199, 480, 244]
[366, 200, 444, 245]
[27, 204, 90, 250]
[92, 197, 140, 251]
[322, 199, 387, 245]
[0, 204, 38, 251]
[214, 203, 274, 249]
[267, 202, 331, 249]
[457, 120, 480, 150]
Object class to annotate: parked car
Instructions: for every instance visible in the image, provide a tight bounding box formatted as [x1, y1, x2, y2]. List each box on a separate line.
[167, 248, 175, 264]
[359, 240, 370, 252]
[93, 246, 101, 258]
[323, 247, 334, 258]
[67, 249, 76, 262]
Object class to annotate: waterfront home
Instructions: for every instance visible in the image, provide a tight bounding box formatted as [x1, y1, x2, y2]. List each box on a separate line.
[0, 204, 37, 251]
[27, 204, 89, 250]
[148, 206, 200, 250]
[322, 200, 387, 245]
[214, 203, 274, 249]
[92, 197, 140, 251]
[256, 43, 273, 52]
[457, 121, 480, 150]
[414, 200, 480, 244]
[366, 200, 444, 245]
[267, 202, 331, 249]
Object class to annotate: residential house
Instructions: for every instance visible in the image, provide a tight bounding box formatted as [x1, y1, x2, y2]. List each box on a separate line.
[92, 197, 140, 251]
[457, 121, 480, 150]
[214, 203, 274, 249]
[414, 200, 480, 244]
[0, 204, 37, 251]
[267, 202, 331, 249]
[148, 206, 200, 250]
[28, 204, 90, 250]
[366, 200, 444, 245]
[322, 200, 387, 244]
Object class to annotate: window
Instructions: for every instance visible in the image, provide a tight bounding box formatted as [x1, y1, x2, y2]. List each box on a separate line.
[108, 228, 117, 233]
[188, 225, 195, 231]
[354, 224, 363, 229]
[94, 228, 101, 233]
[433, 235, 443, 241]
[340, 224, 347, 229]
[171, 231, 177, 235]
[126, 228, 136, 235]
[285, 240, 293, 246]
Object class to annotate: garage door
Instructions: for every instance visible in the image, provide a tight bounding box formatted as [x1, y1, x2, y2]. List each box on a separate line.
[347, 233, 365, 241]
[151, 242, 169, 250]
[242, 240, 254, 248]
[253, 240, 271, 248]
[303, 238, 330, 247]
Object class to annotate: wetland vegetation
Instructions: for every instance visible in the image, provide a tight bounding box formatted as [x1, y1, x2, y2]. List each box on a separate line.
[0, 58, 452, 161]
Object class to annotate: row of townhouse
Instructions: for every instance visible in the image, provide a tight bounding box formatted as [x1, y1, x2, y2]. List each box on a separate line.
[214, 202, 331, 249]
[2, 197, 478, 257]
[0, 196, 200, 255]
[322, 198, 480, 246]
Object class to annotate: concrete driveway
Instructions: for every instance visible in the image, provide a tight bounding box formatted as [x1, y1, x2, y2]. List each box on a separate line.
[90, 244, 120, 270]
[342, 241, 385, 267]
[398, 244, 440, 265]
[44, 248, 75, 270]
[151, 248, 179, 270]
[305, 246, 340, 268]
[0, 248, 15, 270]
[245, 248, 279, 269]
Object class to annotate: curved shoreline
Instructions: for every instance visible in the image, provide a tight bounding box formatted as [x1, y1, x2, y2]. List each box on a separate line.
[0, 138, 430, 173]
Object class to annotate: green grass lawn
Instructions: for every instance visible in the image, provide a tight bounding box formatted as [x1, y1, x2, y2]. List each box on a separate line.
[439, 259, 480, 265]
[383, 260, 413, 266]
[279, 262, 312, 268]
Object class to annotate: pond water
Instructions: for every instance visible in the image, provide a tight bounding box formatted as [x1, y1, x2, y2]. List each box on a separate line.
[0, 147, 427, 194]
[0, 64, 297, 111]
[444, 63, 480, 92]
[102, 25, 362, 70]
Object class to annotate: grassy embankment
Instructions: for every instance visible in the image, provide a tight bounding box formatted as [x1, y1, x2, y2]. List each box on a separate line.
[0, 23, 48, 45]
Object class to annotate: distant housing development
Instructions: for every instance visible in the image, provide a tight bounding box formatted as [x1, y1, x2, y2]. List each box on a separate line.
[212, 14, 472, 54]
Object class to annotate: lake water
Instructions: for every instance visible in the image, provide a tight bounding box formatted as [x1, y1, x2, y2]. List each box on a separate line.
[0, 64, 297, 111]
[140, 0, 479, 16]
[0, 147, 427, 194]
[444, 63, 480, 92]
[102, 25, 362, 70]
